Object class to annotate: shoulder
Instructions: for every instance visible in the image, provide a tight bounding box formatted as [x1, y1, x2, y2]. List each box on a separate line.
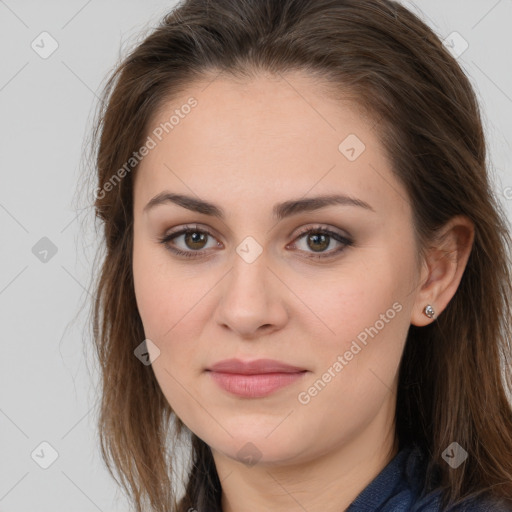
[412, 491, 512, 512]
[346, 443, 512, 512]
[402, 445, 512, 512]
[411, 482, 512, 512]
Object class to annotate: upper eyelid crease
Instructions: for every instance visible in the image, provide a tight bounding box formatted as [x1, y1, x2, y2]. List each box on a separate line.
[143, 192, 375, 221]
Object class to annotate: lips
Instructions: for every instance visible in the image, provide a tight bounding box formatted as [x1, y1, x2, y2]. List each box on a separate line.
[206, 358, 306, 374]
[206, 358, 308, 398]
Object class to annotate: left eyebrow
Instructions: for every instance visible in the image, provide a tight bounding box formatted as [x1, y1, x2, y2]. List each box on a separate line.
[143, 192, 376, 220]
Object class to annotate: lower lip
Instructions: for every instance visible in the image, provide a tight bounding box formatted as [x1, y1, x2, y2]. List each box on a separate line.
[207, 371, 307, 398]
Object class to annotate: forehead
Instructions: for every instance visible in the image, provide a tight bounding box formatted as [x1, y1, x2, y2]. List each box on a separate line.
[149, 71, 369, 152]
[134, 71, 405, 217]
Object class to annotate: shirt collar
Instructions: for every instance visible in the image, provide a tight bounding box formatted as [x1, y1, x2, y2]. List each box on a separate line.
[346, 443, 432, 511]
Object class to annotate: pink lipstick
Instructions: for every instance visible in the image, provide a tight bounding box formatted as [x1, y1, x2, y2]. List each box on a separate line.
[206, 358, 308, 398]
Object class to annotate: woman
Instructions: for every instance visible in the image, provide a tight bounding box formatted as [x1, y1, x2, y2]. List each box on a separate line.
[87, 0, 512, 510]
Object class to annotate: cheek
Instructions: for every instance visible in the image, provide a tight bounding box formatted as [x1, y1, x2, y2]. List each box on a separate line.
[132, 245, 205, 416]
[291, 266, 409, 435]
[132, 237, 215, 363]
[297, 260, 404, 342]
[294, 246, 414, 398]
[132, 234, 182, 344]
[133, 240, 161, 335]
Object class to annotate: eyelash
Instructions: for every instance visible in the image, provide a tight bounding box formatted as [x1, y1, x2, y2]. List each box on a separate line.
[157, 224, 353, 261]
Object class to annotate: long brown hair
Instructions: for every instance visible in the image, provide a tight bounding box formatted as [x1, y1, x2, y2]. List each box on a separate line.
[84, 0, 512, 510]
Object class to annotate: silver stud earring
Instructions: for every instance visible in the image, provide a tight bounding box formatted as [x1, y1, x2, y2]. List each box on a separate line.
[423, 304, 435, 319]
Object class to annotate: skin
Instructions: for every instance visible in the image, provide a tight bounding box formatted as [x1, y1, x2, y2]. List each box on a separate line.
[132, 71, 474, 512]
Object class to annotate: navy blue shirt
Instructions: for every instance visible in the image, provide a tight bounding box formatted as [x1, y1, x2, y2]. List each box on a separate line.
[346, 443, 512, 511]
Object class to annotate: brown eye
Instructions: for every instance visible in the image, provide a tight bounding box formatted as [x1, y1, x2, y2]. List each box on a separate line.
[158, 225, 222, 259]
[183, 231, 209, 250]
[290, 227, 353, 260]
[305, 232, 330, 252]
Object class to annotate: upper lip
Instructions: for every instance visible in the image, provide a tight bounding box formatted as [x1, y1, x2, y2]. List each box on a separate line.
[207, 358, 306, 374]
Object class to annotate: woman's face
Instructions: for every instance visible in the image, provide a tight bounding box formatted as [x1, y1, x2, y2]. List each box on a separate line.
[132, 71, 424, 467]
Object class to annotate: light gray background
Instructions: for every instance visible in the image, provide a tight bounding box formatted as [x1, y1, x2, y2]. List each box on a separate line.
[1, 1, 511, 511]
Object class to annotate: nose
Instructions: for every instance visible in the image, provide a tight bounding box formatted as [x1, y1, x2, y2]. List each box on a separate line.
[213, 253, 289, 339]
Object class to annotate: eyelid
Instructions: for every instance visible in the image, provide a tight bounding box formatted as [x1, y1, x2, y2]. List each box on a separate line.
[161, 223, 351, 243]
[291, 224, 352, 241]
[158, 223, 353, 259]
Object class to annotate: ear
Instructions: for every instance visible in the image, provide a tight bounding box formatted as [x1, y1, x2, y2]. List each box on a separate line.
[410, 215, 475, 326]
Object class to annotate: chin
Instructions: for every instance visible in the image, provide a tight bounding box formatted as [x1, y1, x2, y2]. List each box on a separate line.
[207, 429, 307, 467]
